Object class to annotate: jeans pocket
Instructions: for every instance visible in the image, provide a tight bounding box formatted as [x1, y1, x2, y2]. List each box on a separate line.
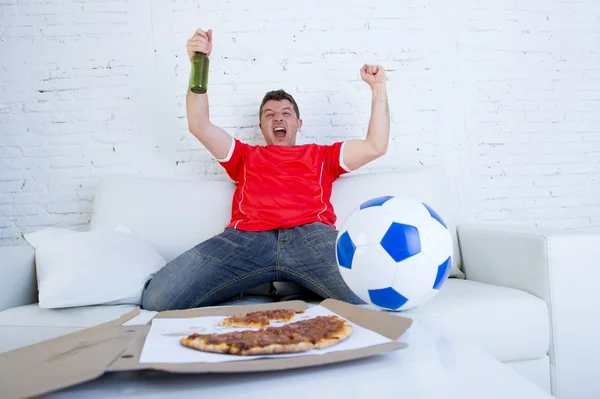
[192, 228, 253, 263]
[302, 227, 339, 268]
[302, 226, 338, 247]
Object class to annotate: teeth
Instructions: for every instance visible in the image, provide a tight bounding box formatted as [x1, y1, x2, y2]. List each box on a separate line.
[274, 127, 285, 131]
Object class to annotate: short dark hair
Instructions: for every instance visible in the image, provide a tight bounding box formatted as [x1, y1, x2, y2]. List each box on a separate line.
[259, 89, 300, 120]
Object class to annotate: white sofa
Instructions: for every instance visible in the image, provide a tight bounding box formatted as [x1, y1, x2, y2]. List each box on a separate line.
[1, 167, 599, 398]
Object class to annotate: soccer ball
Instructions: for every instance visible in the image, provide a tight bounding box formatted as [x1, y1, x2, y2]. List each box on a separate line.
[335, 195, 453, 311]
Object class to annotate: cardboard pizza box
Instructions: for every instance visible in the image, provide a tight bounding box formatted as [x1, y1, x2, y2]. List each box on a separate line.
[0, 299, 412, 399]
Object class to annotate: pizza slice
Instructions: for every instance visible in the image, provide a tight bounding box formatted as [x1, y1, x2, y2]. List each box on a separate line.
[218, 309, 305, 328]
[288, 315, 354, 349]
[181, 315, 353, 356]
[180, 329, 314, 356]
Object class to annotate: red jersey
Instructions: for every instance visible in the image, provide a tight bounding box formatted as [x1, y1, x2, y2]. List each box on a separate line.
[218, 138, 351, 231]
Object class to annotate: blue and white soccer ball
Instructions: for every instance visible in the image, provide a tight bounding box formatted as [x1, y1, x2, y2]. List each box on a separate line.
[335, 195, 453, 311]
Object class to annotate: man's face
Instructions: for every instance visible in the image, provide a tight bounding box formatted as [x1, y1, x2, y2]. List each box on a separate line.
[259, 99, 302, 146]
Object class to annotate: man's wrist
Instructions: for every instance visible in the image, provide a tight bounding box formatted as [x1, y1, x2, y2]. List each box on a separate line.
[371, 83, 387, 96]
[371, 84, 387, 101]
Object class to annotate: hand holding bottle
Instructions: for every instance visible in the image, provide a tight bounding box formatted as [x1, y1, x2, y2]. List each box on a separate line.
[187, 28, 212, 61]
[187, 28, 212, 94]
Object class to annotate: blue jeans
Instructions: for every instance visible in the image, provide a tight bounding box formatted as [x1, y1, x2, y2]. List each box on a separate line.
[141, 222, 365, 311]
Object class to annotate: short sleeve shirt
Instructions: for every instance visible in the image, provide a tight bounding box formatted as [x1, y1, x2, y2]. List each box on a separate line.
[218, 138, 351, 231]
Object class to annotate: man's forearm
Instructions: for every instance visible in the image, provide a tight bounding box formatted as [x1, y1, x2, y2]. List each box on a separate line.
[339, 64, 389, 171]
[183, 28, 232, 160]
[185, 87, 233, 160]
[365, 84, 390, 154]
[186, 89, 211, 132]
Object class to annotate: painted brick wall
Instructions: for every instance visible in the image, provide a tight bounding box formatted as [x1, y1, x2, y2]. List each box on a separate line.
[1, 0, 599, 245]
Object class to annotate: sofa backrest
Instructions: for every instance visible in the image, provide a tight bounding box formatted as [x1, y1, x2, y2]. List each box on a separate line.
[91, 166, 463, 277]
[331, 167, 462, 277]
[90, 175, 235, 262]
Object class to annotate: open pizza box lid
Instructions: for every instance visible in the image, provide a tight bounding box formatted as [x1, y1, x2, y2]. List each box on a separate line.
[0, 299, 412, 399]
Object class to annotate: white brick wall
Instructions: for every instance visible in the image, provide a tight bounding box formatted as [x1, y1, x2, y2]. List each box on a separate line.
[1, 0, 599, 245]
[459, 1, 600, 229]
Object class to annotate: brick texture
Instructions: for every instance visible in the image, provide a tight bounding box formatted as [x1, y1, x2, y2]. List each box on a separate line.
[1, 0, 599, 245]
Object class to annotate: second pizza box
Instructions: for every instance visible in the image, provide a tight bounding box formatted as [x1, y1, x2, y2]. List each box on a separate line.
[0, 299, 412, 399]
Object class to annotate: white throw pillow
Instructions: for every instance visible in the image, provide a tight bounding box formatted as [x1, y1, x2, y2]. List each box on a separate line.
[23, 224, 167, 309]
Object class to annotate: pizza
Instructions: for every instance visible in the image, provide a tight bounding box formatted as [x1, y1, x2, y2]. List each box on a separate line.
[180, 315, 353, 356]
[218, 309, 304, 328]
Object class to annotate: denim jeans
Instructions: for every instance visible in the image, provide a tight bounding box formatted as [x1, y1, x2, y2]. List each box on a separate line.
[141, 222, 365, 311]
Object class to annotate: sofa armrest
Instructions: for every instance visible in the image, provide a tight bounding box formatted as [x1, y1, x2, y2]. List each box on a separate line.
[457, 223, 600, 398]
[0, 246, 37, 312]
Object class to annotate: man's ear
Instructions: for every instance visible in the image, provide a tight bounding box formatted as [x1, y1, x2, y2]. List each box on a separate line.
[297, 119, 302, 130]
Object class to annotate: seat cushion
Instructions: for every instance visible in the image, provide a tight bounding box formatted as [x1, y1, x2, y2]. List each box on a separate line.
[0, 304, 151, 354]
[0, 281, 548, 363]
[0, 296, 274, 353]
[0, 304, 148, 328]
[397, 279, 550, 362]
[0, 326, 84, 354]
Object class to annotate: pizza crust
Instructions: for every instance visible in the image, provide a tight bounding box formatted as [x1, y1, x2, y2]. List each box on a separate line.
[180, 336, 314, 356]
[239, 341, 314, 355]
[180, 314, 353, 356]
[218, 319, 269, 328]
[180, 337, 231, 354]
[218, 309, 303, 328]
[314, 321, 353, 349]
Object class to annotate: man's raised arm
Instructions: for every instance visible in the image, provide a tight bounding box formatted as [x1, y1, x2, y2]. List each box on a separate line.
[186, 28, 232, 160]
[343, 64, 390, 171]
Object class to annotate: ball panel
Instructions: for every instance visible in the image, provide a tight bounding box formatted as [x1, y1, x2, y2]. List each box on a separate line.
[341, 207, 393, 246]
[336, 231, 356, 269]
[421, 202, 447, 228]
[400, 291, 437, 311]
[360, 195, 394, 209]
[380, 222, 421, 262]
[380, 197, 432, 227]
[418, 218, 453, 265]
[368, 287, 408, 310]
[391, 252, 439, 300]
[351, 244, 398, 290]
[338, 267, 370, 303]
[396, 298, 419, 311]
[433, 256, 452, 290]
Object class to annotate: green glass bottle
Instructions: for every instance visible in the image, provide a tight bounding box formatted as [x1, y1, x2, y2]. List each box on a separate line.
[189, 52, 209, 94]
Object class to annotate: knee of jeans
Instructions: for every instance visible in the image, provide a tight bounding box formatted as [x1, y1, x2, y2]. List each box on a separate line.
[141, 279, 171, 311]
[350, 296, 367, 305]
[342, 291, 367, 306]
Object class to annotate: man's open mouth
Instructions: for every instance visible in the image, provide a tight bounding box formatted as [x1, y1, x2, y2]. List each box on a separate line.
[273, 127, 287, 138]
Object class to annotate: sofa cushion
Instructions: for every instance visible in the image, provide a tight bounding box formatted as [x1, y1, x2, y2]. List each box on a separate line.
[0, 304, 148, 328]
[0, 326, 84, 354]
[23, 224, 167, 309]
[399, 279, 550, 362]
[0, 280, 547, 362]
[0, 296, 275, 354]
[0, 304, 154, 354]
[90, 168, 464, 277]
[90, 175, 236, 262]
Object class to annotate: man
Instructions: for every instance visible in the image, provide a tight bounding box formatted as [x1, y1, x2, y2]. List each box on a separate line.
[141, 28, 390, 311]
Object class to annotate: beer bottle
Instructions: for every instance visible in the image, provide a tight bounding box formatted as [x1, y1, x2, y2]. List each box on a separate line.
[189, 52, 209, 94]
